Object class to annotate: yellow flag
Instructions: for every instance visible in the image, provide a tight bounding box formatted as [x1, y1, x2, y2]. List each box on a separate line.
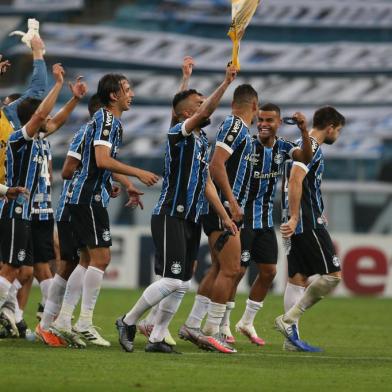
[228, 0, 260, 70]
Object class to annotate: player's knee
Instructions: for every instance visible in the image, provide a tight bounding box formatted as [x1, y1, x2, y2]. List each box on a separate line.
[322, 274, 341, 288]
[161, 277, 185, 292]
[261, 265, 277, 283]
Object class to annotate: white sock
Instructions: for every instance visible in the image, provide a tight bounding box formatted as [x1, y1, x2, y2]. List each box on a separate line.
[143, 304, 159, 325]
[40, 274, 67, 330]
[240, 298, 263, 325]
[150, 284, 189, 343]
[55, 265, 86, 330]
[39, 278, 52, 307]
[0, 276, 12, 309]
[3, 278, 22, 314]
[185, 294, 211, 329]
[284, 275, 341, 324]
[203, 302, 227, 336]
[123, 278, 184, 326]
[76, 266, 104, 330]
[284, 282, 305, 336]
[220, 301, 235, 328]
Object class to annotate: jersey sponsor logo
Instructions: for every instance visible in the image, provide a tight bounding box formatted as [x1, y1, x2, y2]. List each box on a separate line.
[241, 250, 251, 263]
[104, 112, 113, 128]
[274, 153, 284, 164]
[332, 255, 340, 267]
[311, 138, 319, 153]
[170, 261, 182, 275]
[230, 118, 242, 134]
[17, 249, 26, 262]
[102, 229, 111, 242]
[253, 170, 280, 179]
[196, 152, 208, 166]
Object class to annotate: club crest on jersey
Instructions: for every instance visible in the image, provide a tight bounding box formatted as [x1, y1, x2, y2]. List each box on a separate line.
[241, 250, 251, 263]
[103, 129, 110, 136]
[102, 229, 111, 242]
[227, 135, 234, 142]
[171, 261, 182, 275]
[17, 249, 26, 262]
[317, 217, 324, 225]
[176, 205, 184, 213]
[332, 255, 340, 267]
[94, 194, 102, 202]
[274, 153, 284, 165]
[15, 206, 22, 214]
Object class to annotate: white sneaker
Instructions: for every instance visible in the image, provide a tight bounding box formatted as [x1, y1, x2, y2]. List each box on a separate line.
[0, 307, 19, 337]
[73, 325, 111, 347]
[235, 321, 265, 346]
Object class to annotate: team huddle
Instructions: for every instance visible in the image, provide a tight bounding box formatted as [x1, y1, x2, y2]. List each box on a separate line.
[0, 32, 346, 354]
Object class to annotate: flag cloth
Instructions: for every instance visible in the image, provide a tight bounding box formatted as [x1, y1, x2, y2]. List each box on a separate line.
[227, 0, 260, 70]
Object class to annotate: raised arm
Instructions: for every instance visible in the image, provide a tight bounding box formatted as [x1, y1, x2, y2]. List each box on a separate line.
[45, 76, 88, 136]
[24, 63, 64, 138]
[0, 55, 11, 76]
[182, 63, 237, 134]
[291, 112, 313, 164]
[280, 163, 307, 238]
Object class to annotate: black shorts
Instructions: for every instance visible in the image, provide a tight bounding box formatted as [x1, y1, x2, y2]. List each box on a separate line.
[0, 218, 33, 267]
[31, 219, 55, 264]
[57, 220, 80, 263]
[240, 227, 278, 267]
[288, 228, 341, 278]
[151, 214, 201, 281]
[202, 210, 226, 236]
[69, 204, 112, 248]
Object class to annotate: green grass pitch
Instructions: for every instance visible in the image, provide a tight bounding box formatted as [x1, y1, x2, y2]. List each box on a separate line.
[0, 288, 391, 392]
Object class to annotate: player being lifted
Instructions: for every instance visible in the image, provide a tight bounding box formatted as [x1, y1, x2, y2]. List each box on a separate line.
[276, 106, 345, 352]
[115, 62, 238, 354]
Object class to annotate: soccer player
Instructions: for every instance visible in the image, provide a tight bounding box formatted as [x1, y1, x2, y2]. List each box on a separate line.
[51, 74, 159, 347]
[0, 63, 65, 334]
[233, 103, 312, 345]
[179, 84, 258, 354]
[276, 106, 346, 351]
[115, 63, 238, 354]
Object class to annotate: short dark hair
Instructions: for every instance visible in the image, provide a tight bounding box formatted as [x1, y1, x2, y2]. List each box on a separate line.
[88, 93, 102, 117]
[17, 97, 42, 126]
[313, 106, 346, 129]
[233, 84, 258, 105]
[259, 102, 281, 116]
[4, 93, 22, 104]
[97, 73, 128, 106]
[172, 89, 202, 110]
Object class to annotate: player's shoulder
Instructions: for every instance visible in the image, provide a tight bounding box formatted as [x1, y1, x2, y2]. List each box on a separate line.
[168, 121, 183, 134]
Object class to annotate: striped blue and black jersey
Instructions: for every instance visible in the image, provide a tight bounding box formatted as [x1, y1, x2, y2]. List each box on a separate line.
[55, 124, 87, 222]
[213, 115, 252, 208]
[0, 127, 44, 220]
[244, 136, 299, 229]
[153, 121, 209, 224]
[283, 137, 325, 234]
[67, 108, 121, 207]
[31, 137, 53, 221]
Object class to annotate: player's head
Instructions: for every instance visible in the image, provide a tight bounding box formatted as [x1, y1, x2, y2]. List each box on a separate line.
[2, 93, 22, 106]
[88, 93, 103, 118]
[172, 89, 210, 126]
[313, 106, 345, 145]
[257, 103, 282, 141]
[232, 84, 259, 118]
[97, 74, 134, 112]
[16, 97, 42, 126]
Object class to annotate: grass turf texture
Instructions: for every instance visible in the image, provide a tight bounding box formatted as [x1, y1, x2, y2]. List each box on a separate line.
[0, 288, 391, 392]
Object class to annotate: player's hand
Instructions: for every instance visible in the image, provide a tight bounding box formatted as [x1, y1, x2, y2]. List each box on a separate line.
[293, 112, 308, 134]
[5, 186, 29, 200]
[69, 76, 88, 99]
[182, 56, 194, 79]
[125, 195, 144, 210]
[222, 216, 238, 236]
[137, 169, 159, 187]
[0, 55, 11, 76]
[30, 36, 45, 53]
[225, 62, 238, 84]
[52, 63, 65, 84]
[228, 199, 243, 223]
[280, 217, 297, 238]
[110, 184, 121, 198]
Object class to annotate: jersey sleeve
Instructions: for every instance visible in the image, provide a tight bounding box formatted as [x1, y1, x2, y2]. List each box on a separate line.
[278, 138, 300, 159]
[293, 146, 321, 174]
[93, 109, 115, 149]
[168, 121, 191, 145]
[215, 116, 244, 155]
[67, 126, 86, 161]
[8, 126, 33, 150]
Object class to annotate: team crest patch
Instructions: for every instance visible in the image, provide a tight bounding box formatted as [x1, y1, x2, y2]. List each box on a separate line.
[176, 205, 184, 213]
[241, 250, 251, 263]
[332, 255, 340, 267]
[94, 194, 102, 202]
[171, 262, 182, 275]
[227, 135, 234, 142]
[17, 250, 26, 262]
[15, 206, 22, 214]
[102, 229, 111, 242]
[274, 153, 284, 165]
[317, 217, 324, 225]
[103, 129, 110, 136]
